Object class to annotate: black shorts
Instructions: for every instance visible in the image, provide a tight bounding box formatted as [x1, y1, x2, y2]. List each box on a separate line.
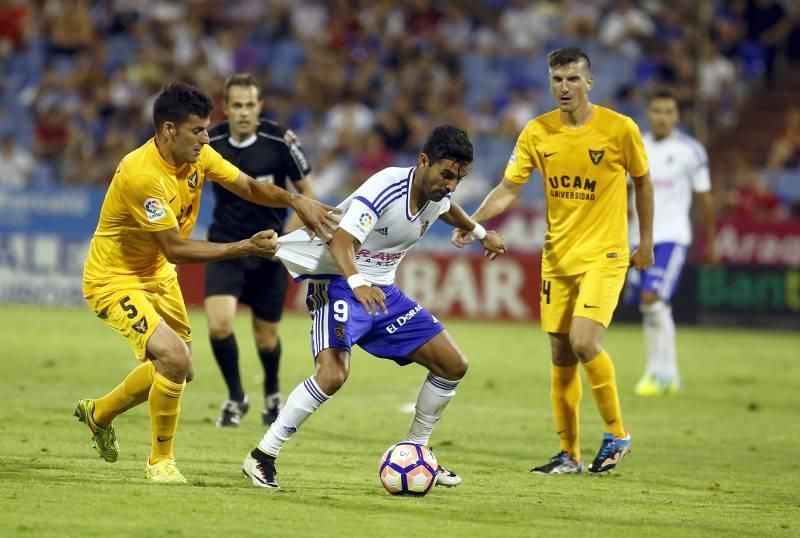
[204, 256, 289, 322]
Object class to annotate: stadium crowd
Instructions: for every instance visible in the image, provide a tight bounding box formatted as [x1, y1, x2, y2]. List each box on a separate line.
[1, 0, 799, 217]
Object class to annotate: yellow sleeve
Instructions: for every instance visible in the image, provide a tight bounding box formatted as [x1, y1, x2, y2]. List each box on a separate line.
[121, 170, 179, 232]
[202, 145, 240, 184]
[622, 118, 649, 177]
[503, 125, 538, 184]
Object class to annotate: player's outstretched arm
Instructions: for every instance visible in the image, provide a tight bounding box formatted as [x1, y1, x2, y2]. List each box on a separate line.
[630, 172, 655, 270]
[221, 172, 340, 241]
[151, 227, 278, 264]
[328, 228, 387, 316]
[451, 178, 522, 247]
[441, 201, 506, 260]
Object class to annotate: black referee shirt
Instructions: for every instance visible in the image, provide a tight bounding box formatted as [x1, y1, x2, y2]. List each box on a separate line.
[207, 119, 311, 242]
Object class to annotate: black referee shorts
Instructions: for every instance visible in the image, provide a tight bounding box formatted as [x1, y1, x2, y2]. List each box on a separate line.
[204, 256, 290, 322]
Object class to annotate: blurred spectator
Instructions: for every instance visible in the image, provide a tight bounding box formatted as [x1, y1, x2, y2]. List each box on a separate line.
[697, 42, 739, 127]
[767, 107, 800, 172]
[43, 0, 94, 58]
[598, 0, 655, 59]
[0, 135, 34, 189]
[320, 87, 375, 152]
[0, 0, 28, 56]
[353, 129, 394, 187]
[726, 156, 786, 221]
[741, 0, 792, 85]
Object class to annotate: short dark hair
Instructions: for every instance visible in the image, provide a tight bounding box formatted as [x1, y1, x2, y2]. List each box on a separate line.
[223, 73, 261, 102]
[548, 47, 592, 71]
[422, 125, 473, 166]
[649, 89, 677, 103]
[152, 82, 214, 130]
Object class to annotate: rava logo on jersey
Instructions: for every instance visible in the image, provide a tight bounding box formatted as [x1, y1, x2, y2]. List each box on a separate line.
[386, 304, 423, 334]
[355, 248, 405, 264]
[547, 175, 597, 201]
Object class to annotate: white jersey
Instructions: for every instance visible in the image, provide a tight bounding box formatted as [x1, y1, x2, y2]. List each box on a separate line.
[630, 130, 710, 246]
[276, 166, 450, 286]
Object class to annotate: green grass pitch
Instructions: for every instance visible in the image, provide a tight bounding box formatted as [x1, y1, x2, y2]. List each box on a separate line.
[0, 305, 798, 537]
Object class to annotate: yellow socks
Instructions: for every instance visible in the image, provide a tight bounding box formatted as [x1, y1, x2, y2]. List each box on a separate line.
[550, 363, 582, 460]
[148, 373, 185, 464]
[583, 351, 626, 438]
[93, 362, 156, 426]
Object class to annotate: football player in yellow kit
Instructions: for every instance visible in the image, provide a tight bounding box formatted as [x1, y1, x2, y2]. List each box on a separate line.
[453, 48, 654, 474]
[75, 82, 339, 483]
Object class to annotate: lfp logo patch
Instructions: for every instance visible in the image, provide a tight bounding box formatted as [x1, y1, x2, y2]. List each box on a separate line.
[359, 212, 374, 227]
[144, 198, 166, 222]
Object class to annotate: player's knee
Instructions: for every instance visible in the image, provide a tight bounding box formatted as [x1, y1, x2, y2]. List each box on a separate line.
[208, 319, 234, 341]
[444, 353, 469, 381]
[569, 334, 601, 363]
[315, 351, 350, 395]
[640, 290, 660, 306]
[152, 339, 192, 380]
[254, 331, 279, 351]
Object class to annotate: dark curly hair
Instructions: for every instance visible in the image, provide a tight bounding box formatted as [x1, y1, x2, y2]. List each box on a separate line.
[152, 82, 214, 130]
[421, 125, 473, 166]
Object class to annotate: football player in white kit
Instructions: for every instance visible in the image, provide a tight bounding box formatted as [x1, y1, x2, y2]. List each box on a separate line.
[626, 91, 719, 396]
[241, 125, 507, 488]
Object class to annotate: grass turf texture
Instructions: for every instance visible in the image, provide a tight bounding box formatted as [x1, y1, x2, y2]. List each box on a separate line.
[0, 305, 798, 537]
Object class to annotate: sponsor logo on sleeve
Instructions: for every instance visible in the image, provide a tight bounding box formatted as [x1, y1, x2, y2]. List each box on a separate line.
[355, 212, 374, 233]
[144, 198, 166, 222]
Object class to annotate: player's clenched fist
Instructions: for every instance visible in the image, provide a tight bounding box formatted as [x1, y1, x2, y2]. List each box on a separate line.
[480, 231, 506, 260]
[353, 285, 388, 316]
[249, 229, 279, 258]
[630, 243, 654, 270]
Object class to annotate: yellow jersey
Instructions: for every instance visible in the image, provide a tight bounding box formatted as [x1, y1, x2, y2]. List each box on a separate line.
[83, 139, 240, 288]
[504, 105, 648, 276]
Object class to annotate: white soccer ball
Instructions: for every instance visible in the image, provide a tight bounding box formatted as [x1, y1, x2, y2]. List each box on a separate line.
[378, 442, 438, 496]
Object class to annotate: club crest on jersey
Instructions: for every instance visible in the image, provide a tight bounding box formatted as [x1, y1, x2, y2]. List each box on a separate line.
[589, 149, 605, 165]
[144, 198, 166, 222]
[335, 325, 345, 340]
[419, 220, 430, 238]
[132, 316, 148, 334]
[187, 171, 199, 189]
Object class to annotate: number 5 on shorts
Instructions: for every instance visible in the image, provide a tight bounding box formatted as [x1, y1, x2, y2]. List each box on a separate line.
[119, 296, 139, 319]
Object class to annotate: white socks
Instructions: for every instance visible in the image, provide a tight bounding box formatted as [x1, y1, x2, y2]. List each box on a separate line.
[257, 372, 460, 457]
[258, 376, 329, 456]
[640, 301, 678, 381]
[406, 373, 460, 446]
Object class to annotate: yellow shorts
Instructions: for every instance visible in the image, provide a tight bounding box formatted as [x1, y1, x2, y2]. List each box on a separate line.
[84, 276, 191, 361]
[540, 264, 627, 334]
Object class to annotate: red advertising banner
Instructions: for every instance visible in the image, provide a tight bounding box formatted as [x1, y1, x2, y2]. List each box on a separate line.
[710, 217, 800, 267]
[178, 252, 543, 321]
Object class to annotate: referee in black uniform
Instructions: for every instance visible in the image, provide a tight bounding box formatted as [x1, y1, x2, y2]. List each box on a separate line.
[206, 73, 317, 427]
